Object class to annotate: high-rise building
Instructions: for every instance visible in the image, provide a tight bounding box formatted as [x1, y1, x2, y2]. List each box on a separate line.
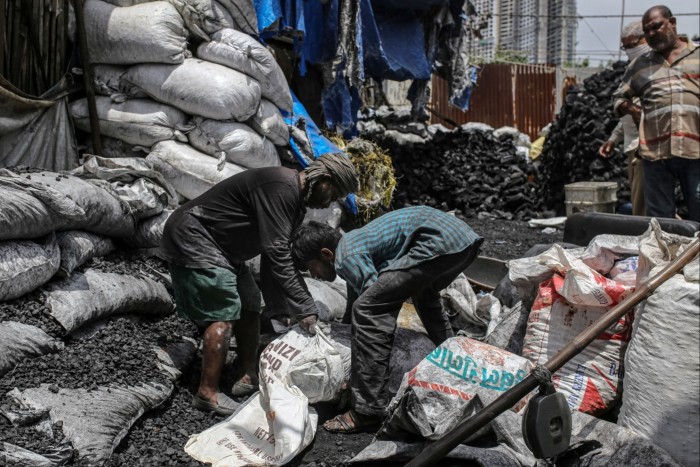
[466, 0, 577, 65]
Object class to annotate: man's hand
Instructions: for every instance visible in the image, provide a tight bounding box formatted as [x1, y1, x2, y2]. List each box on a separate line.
[298, 315, 318, 334]
[618, 101, 642, 126]
[598, 141, 615, 158]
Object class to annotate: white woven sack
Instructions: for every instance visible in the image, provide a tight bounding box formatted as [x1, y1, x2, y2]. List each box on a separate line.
[188, 117, 280, 169]
[146, 141, 245, 200]
[216, 0, 257, 35]
[382, 337, 533, 441]
[167, 0, 233, 40]
[248, 99, 289, 146]
[124, 59, 261, 122]
[185, 325, 345, 466]
[70, 97, 190, 148]
[618, 221, 699, 467]
[98, 0, 151, 5]
[197, 29, 292, 111]
[522, 277, 633, 415]
[92, 65, 148, 102]
[84, 0, 188, 65]
[0, 235, 60, 302]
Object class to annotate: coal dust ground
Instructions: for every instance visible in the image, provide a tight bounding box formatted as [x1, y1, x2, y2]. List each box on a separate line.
[2, 218, 563, 467]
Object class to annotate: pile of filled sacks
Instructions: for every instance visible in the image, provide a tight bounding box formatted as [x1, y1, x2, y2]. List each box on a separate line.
[70, 0, 292, 203]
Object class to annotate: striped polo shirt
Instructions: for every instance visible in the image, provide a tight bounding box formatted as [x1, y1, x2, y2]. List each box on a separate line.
[613, 39, 699, 161]
[335, 206, 482, 296]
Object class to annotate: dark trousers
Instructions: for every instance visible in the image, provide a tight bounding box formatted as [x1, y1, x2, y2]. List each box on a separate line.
[643, 157, 700, 221]
[350, 245, 481, 417]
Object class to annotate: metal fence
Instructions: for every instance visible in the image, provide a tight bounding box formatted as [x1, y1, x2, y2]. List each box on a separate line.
[1, 0, 71, 96]
[430, 63, 557, 141]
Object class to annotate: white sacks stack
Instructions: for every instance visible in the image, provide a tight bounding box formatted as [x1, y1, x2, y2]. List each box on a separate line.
[72, 0, 291, 202]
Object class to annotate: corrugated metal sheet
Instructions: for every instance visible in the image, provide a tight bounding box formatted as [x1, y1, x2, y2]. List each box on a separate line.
[430, 64, 556, 140]
[1, 0, 70, 96]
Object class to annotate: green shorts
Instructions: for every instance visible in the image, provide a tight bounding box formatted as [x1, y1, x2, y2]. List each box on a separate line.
[168, 263, 261, 323]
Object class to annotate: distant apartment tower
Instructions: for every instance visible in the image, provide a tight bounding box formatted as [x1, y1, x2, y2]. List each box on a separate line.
[467, 0, 577, 65]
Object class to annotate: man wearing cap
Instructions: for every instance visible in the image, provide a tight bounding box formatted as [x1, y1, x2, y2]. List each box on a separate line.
[613, 5, 699, 221]
[159, 153, 359, 415]
[599, 20, 649, 216]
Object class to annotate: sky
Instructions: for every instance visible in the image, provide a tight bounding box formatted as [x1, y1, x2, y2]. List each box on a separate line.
[575, 0, 700, 66]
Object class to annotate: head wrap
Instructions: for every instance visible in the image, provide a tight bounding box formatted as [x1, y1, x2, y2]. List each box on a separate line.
[304, 152, 359, 198]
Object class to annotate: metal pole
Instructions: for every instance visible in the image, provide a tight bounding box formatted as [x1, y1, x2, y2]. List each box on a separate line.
[71, 0, 102, 156]
[406, 238, 699, 467]
[617, 0, 626, 61]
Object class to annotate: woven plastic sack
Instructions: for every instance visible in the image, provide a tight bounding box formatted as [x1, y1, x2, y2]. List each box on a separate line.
[27, 170, 136, 238]
[0, 322, 64, 377]
[0, 170, 86, 241]
[124, 59, 261, 122]
[215, 0, 257, 35]
[522, 277, 633, 415]
[84, 0, 188, 65]
[70, 96, 190, 147]
[56, 231, 116, 277]
[92, 65, 148, 102]
[168, 0, 233, 40]
[197, 29, 292, 111]
[185, 325, 346, 466]
[188, 117, 280, 169]
[618, 220, 699, 466]
[248, 99, 289, 146]
[0, 234, 60, 302]
[43, 269, 173, 335]
[147, 141, 245, 200]
[381, 337, 533, 442]
[123, 209, 172, 250]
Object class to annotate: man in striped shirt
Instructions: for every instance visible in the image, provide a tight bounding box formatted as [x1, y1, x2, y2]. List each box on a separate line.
[291, 206, 483, 432]
[612, 5, 699, 221]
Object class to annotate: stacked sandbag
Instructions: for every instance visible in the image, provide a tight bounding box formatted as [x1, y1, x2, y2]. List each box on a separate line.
[73, 0, 291, 207]
[618, 221, 699, 466]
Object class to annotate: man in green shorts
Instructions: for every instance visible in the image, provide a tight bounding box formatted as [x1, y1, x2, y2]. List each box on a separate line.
[159, 153, 358, 415]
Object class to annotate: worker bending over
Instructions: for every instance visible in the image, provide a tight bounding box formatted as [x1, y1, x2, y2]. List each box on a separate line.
[159, 153, 359, 416]
[291, 206, 483, 432]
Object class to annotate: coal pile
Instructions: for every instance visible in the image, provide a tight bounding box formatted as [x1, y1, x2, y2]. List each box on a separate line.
[536, 62, 630, 214]
[107, 386, 212, 466]
[368, 125, 540, 220]
[0, 315, 194, 395]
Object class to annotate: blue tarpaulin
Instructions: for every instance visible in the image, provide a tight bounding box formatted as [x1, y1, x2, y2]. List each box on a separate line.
[360, 6, 431, 82]
[281, 91, 358, 215]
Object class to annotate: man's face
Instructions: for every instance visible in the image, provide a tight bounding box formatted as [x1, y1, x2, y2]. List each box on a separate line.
[621, 35, 644, 50]
[643, 10, 677, 52]
[306, 176, 341, 209]
[306, 254, 336, 282]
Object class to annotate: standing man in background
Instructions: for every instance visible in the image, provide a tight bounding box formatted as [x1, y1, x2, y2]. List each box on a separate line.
[159, 154, 359, 416]
[613, 5, 700, 221]
[599, 21, 649, 216]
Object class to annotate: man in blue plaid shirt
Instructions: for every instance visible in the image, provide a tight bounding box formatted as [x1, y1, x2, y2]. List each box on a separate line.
[291, 206, 483, 432]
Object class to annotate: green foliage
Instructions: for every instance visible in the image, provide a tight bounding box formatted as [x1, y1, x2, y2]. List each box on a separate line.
[494, 46, 528, 64]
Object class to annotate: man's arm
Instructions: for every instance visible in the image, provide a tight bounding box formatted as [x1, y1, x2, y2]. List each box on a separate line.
[253, 184, 318, 321]
[599, 121, 624, 157]
[612, 69, 642, 125]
